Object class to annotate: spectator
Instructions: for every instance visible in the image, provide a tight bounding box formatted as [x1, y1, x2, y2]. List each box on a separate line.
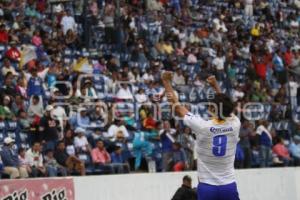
[272, 137, 291, 166]
[171, 142, 187, 172]
[27, 68, 45, 97]
[18, 147, 32, 176]
[25, 142, 46, 177]
[54, 141, 86, 176]
[0, 24, 8, 44]
[61, 10, 77, 35]
[135, 88, 148, 103]
[256, 121, 273, 167]
[160, 121, 176, 171]
[171, 175, 197, 200]
[110, 146, 130, 173]
[39, 105, 60, 150]
[106, 120, 130, 140]
[44, 149, 67, 177]
[1, 58, 18, 76]
[238, 121, 253, 168]
[1, 137, 28, 179]
[289, 136, 300, 166]
[116, 83, 134, 100]
[74, 127, 91, 153]
[91, 140, 114, 174]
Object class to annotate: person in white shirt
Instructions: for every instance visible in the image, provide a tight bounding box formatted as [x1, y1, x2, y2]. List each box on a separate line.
[244, 0, 254, 17]
[25, 142, 46, 177]
[1, 58, 18, 77]
[289, 78, 299, 108]
[60, 10, 77, 35]
[172, 68, 186, 86]
[105, 120, 130, 141]
[74, 127, 91, 153]
[162, 72, 240, 199]
[116, 83, 134, 100]
[135, 88, 148, 103]
[141, 69, 155, 83]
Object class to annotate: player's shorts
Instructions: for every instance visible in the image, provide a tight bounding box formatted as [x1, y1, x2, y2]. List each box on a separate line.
[197, 182, 240, 200]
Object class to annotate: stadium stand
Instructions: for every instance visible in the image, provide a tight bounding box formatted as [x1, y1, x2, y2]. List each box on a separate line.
[0, 0, 299, 178]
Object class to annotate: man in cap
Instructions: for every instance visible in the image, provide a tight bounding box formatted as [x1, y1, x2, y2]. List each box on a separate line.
[0, 137, 28, 178]
[39, 105, 60, 151]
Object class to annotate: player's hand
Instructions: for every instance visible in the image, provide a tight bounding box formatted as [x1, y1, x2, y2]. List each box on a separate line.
[206, 75, 218, 87]
[161, 71, 173, 82]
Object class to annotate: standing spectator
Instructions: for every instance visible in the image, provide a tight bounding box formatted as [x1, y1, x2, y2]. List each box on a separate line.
[238, 121, 253, 168]
[44, 149, 67, 177]
[91, 140, 114, 173]
[171, 175, 197, 200]
[25, 142, 46, 177]
[159, 120, 176, 171]
[256, 121, 272, 167]
[61, 10, 77, 35]
[177, 127, 195, 170]
[171, 142, 187, 172]
[39, 105, 60, 150]
[1, 137, 28, 179]
[27, 68, 45, 97]
[54, 141, 86, 176]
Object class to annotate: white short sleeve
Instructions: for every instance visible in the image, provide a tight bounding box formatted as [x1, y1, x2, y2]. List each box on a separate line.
[183, 113, 206, 134]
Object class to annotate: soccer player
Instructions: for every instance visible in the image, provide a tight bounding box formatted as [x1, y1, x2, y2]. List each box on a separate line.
[162, 72, 240, 200]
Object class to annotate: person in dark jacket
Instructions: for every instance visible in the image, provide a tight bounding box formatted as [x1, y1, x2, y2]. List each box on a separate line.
[171, 175, 197, 200]
[0, 137, 28, 178]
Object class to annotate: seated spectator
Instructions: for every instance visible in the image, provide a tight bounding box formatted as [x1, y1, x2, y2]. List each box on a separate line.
[28, 95, 44, 121]
[64, 129, 76, 156]
[89, 104, 105, 127]
[105, 120, 130, 140]
[272, 137, 291, 166]
[54, 141, 86, 176]
[1, 58, 18, 77]
[171, 142, 187, 172]
[25, 142, 46, 177]
[0, 24, 8, 44]
[91, 140, 114, 174]
[0, 95, 15, 120]
[75, 79, 97, 99]
[18, 148, 32, 176]
[135, 88, 148, 103]
[1, 137, 28, 179]
[15, 77, 28, 99]
[70, 107, 90, 129]
[172, 68, 186, 86]
[110, 146, 130, 173]
[44, 149, 67, 177]
[289, 136, 300, 166]
[143, 113, 156, 130]
[116, 83, 134, 100]
[74, 127, 91, 153]
[5, 40, 21, 62]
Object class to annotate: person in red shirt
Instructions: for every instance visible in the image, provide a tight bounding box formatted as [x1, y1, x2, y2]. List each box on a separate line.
[0, 24, 9, 44]
[284, 48, 293, 67]
[5, 41, 21, 62]
[272, 137, 291, 166]
[91, 140, 114, 173]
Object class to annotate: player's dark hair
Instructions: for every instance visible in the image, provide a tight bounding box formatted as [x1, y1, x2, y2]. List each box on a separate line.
[211, 93, 235, 120]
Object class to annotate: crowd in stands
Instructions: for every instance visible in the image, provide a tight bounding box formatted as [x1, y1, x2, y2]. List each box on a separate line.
[0, 0, 299, 178]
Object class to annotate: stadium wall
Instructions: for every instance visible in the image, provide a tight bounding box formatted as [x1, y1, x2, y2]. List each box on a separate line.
[74, 167, 300, 200]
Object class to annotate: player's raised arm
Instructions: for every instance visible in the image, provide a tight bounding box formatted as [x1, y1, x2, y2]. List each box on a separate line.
[161, 71, 188, 118]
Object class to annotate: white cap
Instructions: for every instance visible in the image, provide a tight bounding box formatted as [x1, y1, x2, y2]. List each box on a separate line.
[4, 137, 15, 145]
[45, 105, 54, 111]
[74, 127, 86, 134]
[78, 107, 87, 112]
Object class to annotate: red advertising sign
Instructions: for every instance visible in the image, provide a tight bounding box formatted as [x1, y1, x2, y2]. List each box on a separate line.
[0, 178, 74, 200]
